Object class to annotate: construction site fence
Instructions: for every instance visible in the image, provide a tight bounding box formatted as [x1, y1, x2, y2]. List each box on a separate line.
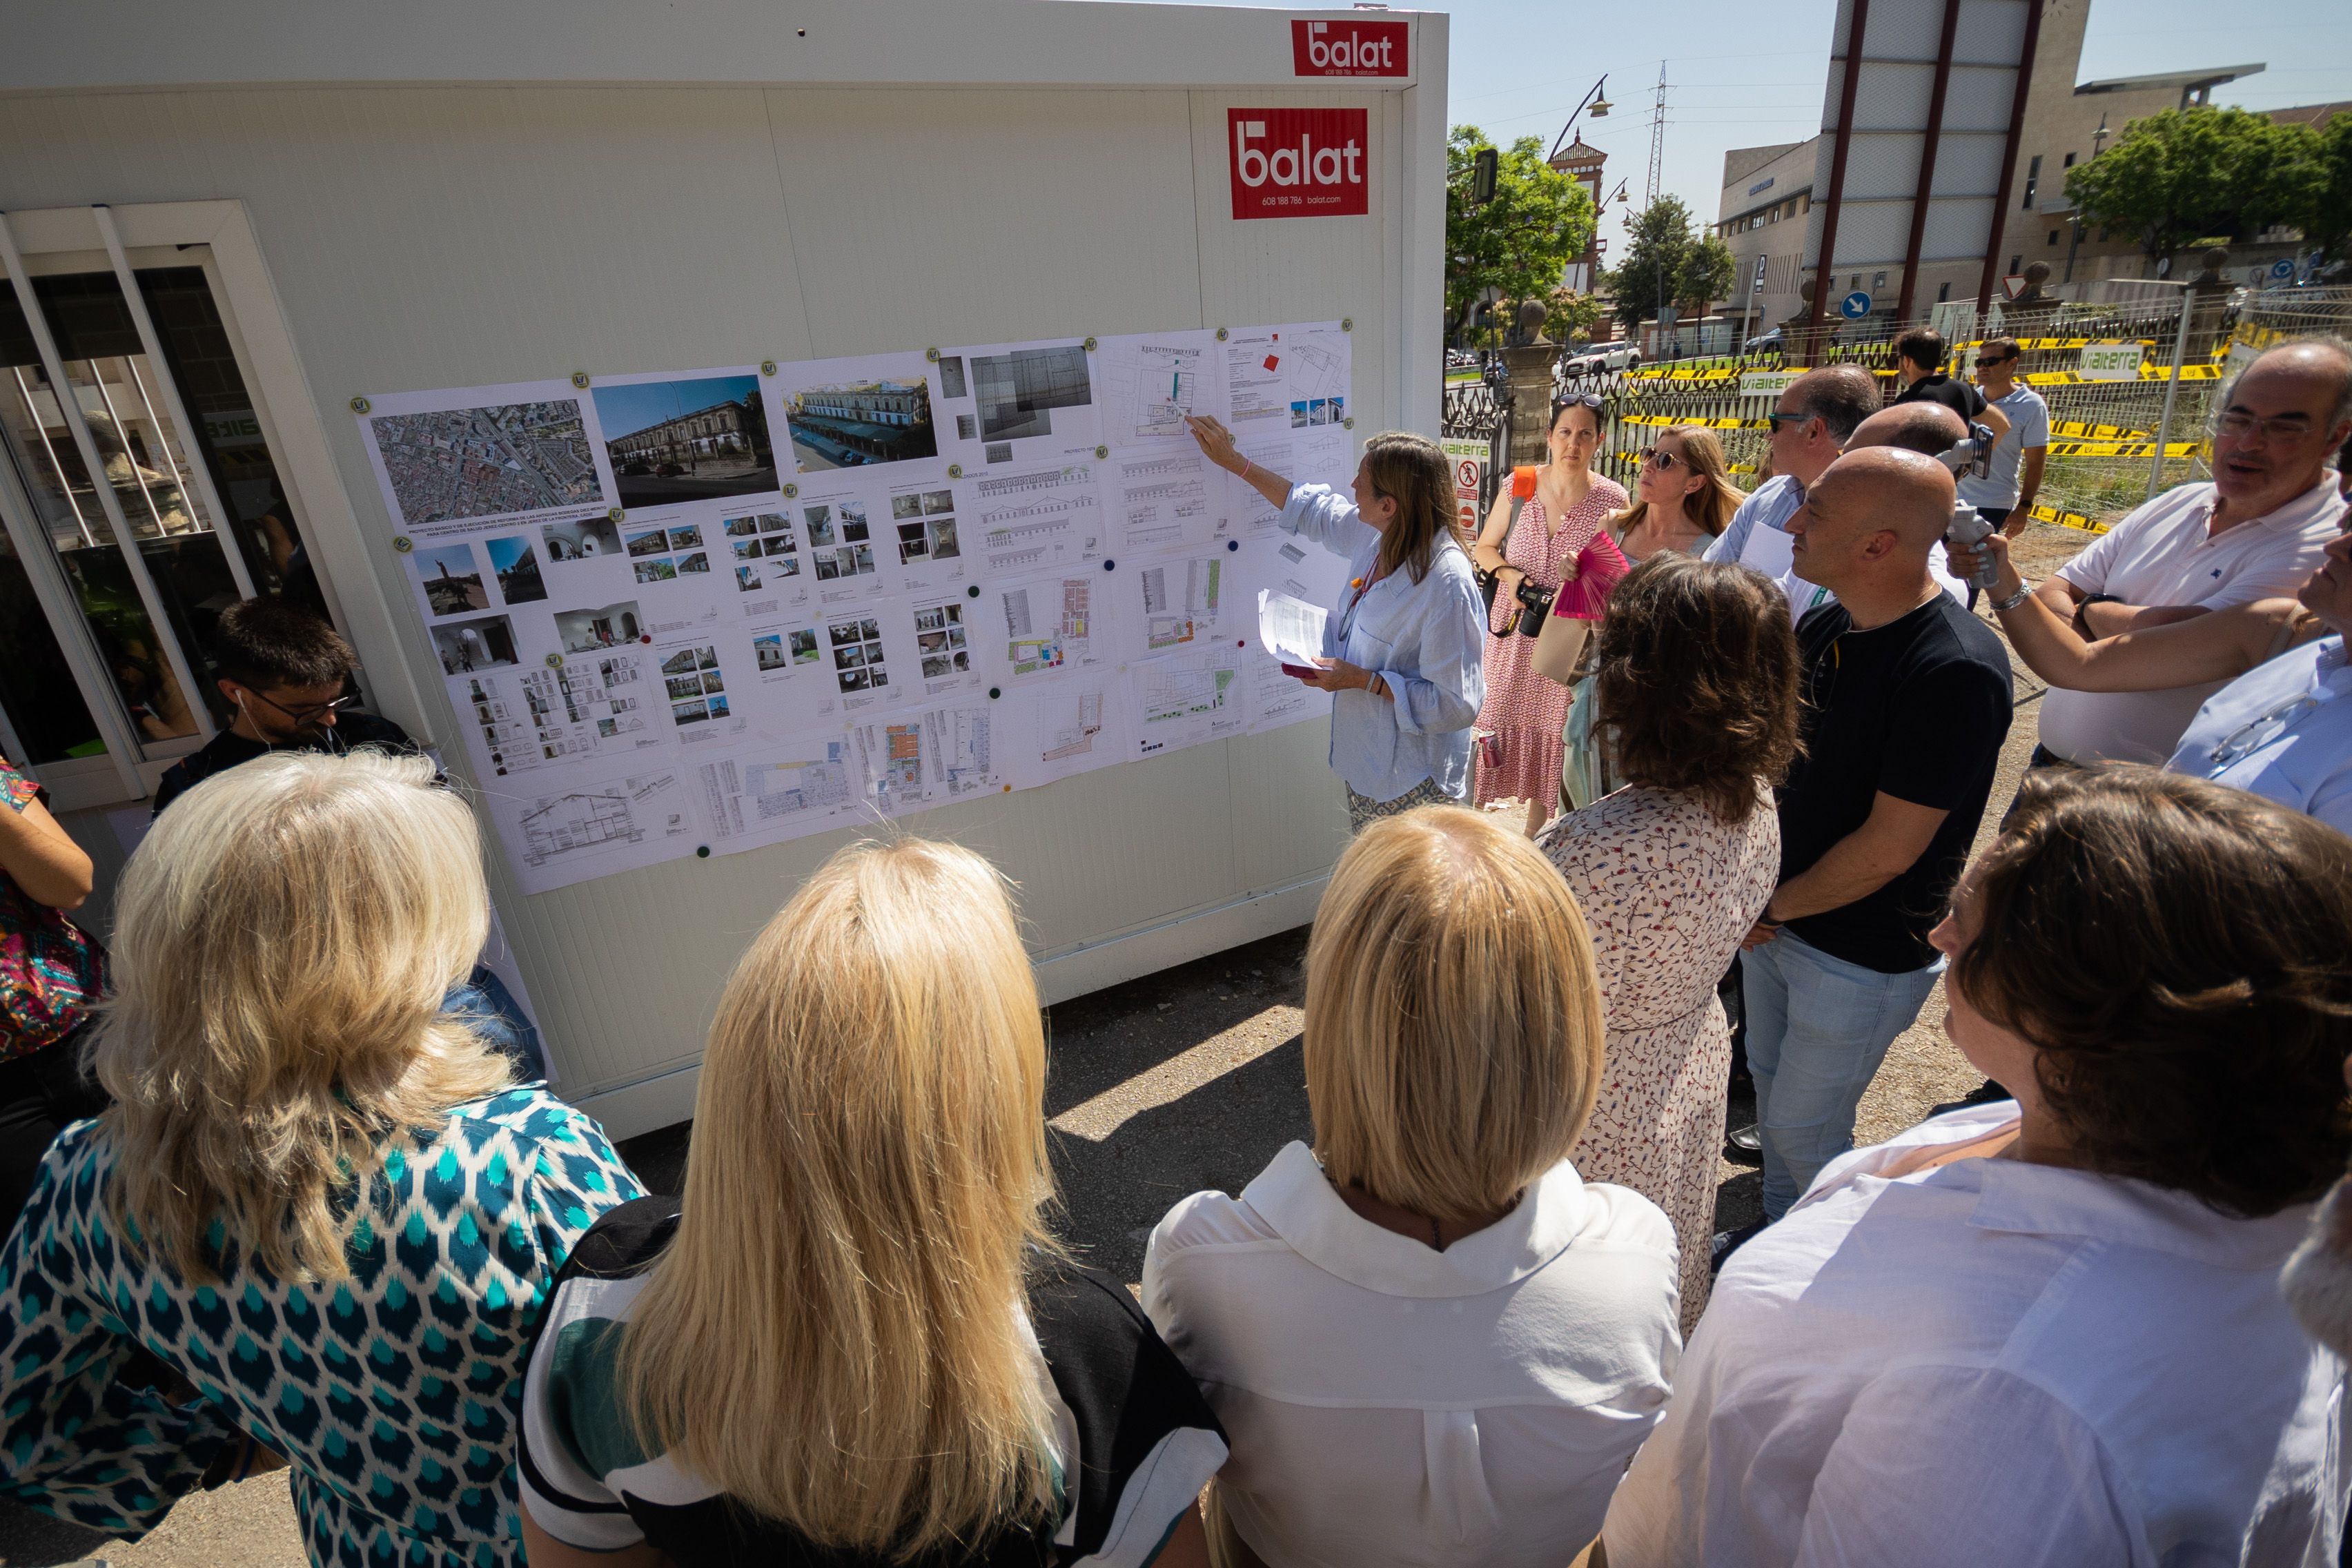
[1442, 288, 2352, 538]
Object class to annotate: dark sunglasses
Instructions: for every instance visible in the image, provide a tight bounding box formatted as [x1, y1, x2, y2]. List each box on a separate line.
[1643, 447, 1683, 471]
[1554, 393, 1605, 418]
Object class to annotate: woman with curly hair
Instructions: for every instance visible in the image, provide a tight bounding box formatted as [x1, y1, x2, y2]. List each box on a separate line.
[1538, 554, 1799, 1327]
[1605, 766, 2352, 1567]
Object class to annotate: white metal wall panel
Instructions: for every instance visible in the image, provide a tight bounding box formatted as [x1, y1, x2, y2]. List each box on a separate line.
[0, 4, 1439, 1135]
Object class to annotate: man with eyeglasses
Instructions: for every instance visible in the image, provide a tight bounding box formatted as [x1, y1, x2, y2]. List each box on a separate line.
[2029, 336, 2351, 767]
[1960, 335, 2048, 538]
[151, 596, 420, 816]
[148, 596, 547, 1079]
[1704, 365, 1880, 608]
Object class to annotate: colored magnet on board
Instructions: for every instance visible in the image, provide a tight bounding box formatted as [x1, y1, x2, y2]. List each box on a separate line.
[545, 654, 563, 668]
[988, 687, 1002, 700]
[608, 507, 625, 523]
[783, 482, 798, 498]
[1342, 317, 1353, 332]
[1084, 336, 1098, 352]
[760, 360, 777, 376]
[1095, 445, 1108, 460]
[349, 395, 371, 413]
[569, 372, 589, 389]
[696, 845, 710, 859]
[392, 536, 413, 553]
[1215, 327, 1229, 341]
[948, 463, 963, 479]
[1226, 538, 1239, 551]
[925, 347, 941, 362]
[967, 585, 981, 597]
[1102, 558, 1116, 571]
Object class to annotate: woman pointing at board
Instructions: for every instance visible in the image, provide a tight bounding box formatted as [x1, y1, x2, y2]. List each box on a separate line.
[1188, 416, 1486, 831]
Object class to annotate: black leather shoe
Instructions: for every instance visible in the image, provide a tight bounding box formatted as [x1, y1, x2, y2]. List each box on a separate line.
[1928, 1080, 2014, 1119]
[1723, 1124, 1763, 1164]
[1711, 1220, 1767, 1275]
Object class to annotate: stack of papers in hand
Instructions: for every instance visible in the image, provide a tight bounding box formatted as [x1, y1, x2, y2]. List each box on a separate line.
[1257, 589, 1328, 677]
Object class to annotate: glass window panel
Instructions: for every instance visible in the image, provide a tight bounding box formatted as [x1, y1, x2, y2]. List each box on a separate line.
[0, 533, 104, 766]
[136, 267, 331, 620]
[0, 280, 203, 745]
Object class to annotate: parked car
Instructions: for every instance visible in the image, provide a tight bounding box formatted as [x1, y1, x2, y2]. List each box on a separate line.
[1744, 327, 1785, 356]
[654, 462, 687, 478]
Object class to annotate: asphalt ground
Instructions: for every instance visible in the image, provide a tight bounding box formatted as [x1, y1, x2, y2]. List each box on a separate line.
[0, 524, 2088, 1565]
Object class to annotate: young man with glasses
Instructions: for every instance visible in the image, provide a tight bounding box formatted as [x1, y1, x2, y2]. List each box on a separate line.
[2028, 335, 2351, 767]
[152, 596, 422, 816]
[1960, 335, 2048, 538]
[150, 596, 547, 1079]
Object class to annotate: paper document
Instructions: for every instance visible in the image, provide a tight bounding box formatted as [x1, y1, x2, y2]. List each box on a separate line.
[1257, 589, 1327, 671]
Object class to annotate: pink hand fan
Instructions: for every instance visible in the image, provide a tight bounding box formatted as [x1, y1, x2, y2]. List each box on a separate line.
[1551, 529, 1629, 620]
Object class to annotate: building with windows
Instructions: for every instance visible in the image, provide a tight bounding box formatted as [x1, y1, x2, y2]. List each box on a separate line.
[1712, 0, 2331, 328]
[1715, 139, 1817, 341]
[606, 395, 764, 468]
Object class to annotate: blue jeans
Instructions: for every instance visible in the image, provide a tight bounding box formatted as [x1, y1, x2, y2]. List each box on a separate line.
[443, 963, 548, 1082]
[1743, 931, 1942, 1219]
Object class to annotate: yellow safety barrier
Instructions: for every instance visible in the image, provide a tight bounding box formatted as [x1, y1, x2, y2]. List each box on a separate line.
[2046, 438, 2200, 459]
[2023, 501, 2109, 536]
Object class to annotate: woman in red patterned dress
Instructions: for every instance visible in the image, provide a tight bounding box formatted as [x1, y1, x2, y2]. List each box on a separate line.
[1470, 395, 1629, 834]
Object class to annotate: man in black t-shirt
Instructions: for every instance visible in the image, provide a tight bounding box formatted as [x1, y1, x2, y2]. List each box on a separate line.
[1739, 448, 2013, 1221]
[152, 597, 424, 816]
[1890, 328, 2009, 446]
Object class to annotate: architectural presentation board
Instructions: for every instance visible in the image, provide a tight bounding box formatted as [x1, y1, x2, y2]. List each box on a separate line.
[357, 328, 1356, 894]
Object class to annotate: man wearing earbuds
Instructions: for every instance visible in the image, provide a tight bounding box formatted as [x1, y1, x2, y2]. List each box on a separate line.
[151, 596, 420, 817]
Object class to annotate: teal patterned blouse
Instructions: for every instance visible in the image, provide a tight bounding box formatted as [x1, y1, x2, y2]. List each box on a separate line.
[0, 1087, 643, 1567]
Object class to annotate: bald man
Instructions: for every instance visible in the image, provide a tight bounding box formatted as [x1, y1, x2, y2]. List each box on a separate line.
[1772, 402, 1977, 618]
[2031, 335, 2351, 766]
[1734, 447, 2014, 1228]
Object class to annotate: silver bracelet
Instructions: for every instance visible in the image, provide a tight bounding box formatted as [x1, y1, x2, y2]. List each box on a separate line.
[1990, 580, 2034, 613]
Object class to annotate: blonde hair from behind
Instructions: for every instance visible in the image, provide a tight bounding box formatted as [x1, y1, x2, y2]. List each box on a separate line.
[620, 836, 1058, 1560]
[95, 750, 512, 1284]
[1305, 806, 1605, 1223]
[1611, 425, 1745, 542]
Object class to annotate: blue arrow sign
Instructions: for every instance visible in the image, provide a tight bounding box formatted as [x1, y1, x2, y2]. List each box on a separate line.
[1840, 291, 1872, 320]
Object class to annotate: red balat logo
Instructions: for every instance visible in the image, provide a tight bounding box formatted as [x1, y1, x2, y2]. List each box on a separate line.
[1228, 108, 1369, 220]
[1290, 18, 1408, 77]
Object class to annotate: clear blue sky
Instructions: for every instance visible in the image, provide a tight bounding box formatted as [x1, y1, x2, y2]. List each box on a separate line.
[1131, 0, 2352, 254]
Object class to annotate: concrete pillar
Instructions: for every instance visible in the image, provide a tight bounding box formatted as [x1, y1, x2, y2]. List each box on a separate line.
[1503, 344, 1559, 467]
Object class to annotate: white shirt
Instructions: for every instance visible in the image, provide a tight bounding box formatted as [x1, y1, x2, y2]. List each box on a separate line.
[1957, 384, 2050, 511]
[1603, 1104, 2344, 1568]
[2167, 631, 2352, 836]
[2041, 477, 2344, 763]
[1143, 1141, 1679, 1567]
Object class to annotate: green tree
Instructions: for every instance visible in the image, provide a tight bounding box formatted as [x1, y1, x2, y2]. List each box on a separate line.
[1446, 126, 1598, 341]
[1597, 197, 1732, 329]
[2064, 105, 2324, 261]
[1676, 233, 1738, 315]
[1543, 287, 1607, 344]
[2300, 110, 2352, 261]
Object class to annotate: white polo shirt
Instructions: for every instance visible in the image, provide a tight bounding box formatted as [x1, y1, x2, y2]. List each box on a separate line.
[1142, 1141, 1679, 1568]
[2167, 631, 2352, 836]
[1602, 1104, 2344, 1568]
[2041, 478, 2344, 763]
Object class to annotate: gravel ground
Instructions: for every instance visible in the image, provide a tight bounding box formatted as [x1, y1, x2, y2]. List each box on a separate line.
[0, 525, 2089, 1565]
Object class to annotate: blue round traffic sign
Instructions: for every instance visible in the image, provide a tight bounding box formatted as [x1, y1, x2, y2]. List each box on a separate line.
[2271, 259, 2296, 280]
[1839, 291, 1872, 320]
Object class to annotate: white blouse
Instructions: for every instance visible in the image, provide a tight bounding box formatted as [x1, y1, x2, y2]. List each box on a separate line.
[1603, 1103, 2344, 1568]
[1142, 1141, 1679, 1567]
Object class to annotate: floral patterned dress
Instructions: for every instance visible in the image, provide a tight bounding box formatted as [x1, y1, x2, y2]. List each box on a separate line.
[1541, 785, 1778, 1331]
[1471, 476, 1629, 807]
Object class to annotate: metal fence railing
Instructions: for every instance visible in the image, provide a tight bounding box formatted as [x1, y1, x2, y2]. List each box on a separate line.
[1470, 286, 2352, 537]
